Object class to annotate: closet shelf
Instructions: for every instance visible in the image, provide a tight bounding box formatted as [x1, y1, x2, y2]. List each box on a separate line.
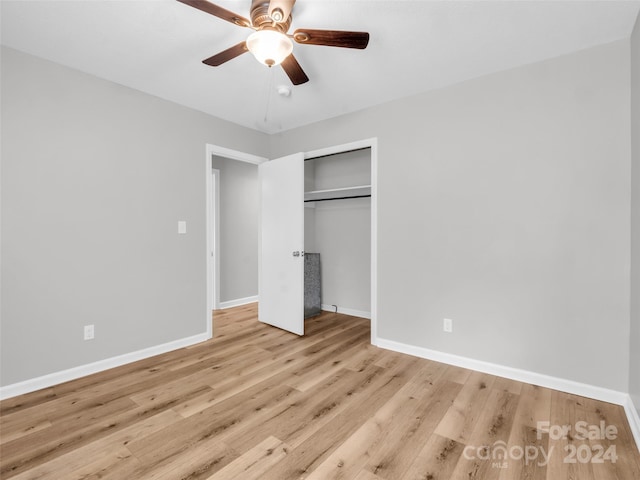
[304, 185, 371, 202]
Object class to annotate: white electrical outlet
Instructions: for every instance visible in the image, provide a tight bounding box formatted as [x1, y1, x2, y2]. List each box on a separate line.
[443, 318, 453, 333]
[84, 324, 95, 340]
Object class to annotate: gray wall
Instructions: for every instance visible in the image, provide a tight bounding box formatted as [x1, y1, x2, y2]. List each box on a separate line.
[211, 156, 259, 303]
[312, 199, 371, 314]
[271, 40, 632, 392]
[2, 34, 637, 398]
[630, 16, 640, 414]
[1, 47, 268, 386]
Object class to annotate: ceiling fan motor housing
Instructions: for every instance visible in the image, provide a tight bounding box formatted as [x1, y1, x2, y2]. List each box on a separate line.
[250, 0, 291, 32]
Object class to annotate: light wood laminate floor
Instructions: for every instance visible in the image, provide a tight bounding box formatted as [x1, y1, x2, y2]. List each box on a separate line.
[1, 303, 639, 479]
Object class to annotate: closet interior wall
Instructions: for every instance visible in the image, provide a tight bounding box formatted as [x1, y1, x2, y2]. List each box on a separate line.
[304, 149, 372, 318]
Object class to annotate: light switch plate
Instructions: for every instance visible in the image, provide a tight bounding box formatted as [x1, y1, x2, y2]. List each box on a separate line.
[178, 221, 187, 234]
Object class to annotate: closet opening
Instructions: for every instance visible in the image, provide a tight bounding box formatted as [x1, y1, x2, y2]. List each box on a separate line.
[257, 138, 377, 341]
[303, 147, 373, 322]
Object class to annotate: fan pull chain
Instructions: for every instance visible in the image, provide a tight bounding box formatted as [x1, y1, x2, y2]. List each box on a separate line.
[263, 67, 275, 124]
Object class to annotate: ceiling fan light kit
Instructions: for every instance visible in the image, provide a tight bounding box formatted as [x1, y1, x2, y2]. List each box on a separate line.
[178, 0, 370, 85]
[246, 29, 293, 66]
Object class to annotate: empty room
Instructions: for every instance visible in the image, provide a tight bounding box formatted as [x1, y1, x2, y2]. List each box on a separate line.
[1, 1, 640, 479]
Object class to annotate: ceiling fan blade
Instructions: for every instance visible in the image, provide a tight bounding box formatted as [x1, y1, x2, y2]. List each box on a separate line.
[281, 54, 309, 85]
[203, 42, 248, 66]
[177, 0, 251, 28]
[268, 0, 295, 23]
[293, 29, 370, 49]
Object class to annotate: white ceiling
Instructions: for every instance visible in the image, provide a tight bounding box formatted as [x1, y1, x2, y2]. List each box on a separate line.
[2, 0, 639, 134]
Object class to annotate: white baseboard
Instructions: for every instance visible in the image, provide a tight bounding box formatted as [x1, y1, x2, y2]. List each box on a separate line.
[321, 304, 371, 319]
[219, 295, 258, 309]
[0, 332, 210, 401]
[376, 337, 640, 451]
[375, 337, 629, 406]
[623, 395, 640, 453]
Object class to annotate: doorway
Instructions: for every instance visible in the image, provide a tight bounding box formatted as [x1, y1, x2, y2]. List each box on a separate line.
[205, 144, 267, 338]
[258, 138, 378, 342]
[304, 138, 378, 343]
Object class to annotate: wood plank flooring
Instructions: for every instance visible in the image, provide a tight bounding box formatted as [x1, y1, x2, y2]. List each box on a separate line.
[1, 303, 639, 479]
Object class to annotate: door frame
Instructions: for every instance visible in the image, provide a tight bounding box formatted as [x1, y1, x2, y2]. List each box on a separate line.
[205, 144, 267, 339]
[304, 137, 379, 344]
[210, 168, 220, 311]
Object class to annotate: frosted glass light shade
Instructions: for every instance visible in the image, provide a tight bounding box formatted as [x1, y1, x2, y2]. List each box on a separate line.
[246, 30, 293, 67]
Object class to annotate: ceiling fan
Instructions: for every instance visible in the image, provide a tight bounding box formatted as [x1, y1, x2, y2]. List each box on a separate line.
[177, 0, 370, 85]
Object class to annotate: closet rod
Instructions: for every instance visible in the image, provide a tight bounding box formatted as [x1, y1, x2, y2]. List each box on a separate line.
[304, 146, 371, 161]
[304, 194, 371, 203]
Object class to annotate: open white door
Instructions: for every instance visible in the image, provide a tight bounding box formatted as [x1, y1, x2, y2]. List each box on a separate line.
[259, 153, 305, 335]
